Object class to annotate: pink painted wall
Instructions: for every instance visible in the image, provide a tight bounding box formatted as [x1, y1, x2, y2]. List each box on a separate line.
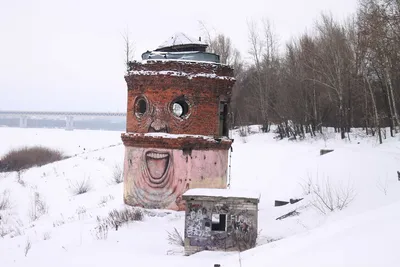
[123, 147, 229, 210]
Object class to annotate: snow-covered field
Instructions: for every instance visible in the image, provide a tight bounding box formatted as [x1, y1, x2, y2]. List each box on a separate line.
[0, 126, 399, 267]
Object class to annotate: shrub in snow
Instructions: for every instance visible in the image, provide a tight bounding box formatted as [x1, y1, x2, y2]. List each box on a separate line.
[24, 239, 31, 257]
[106, 207, 143, 229]
[238, 126, 249, 137]
[98, 195, 115, 206]
[94, 217, 109, 240]
[303, 176, 356, 215]
[0, 190, 11, 210]
[70, 177, 92, 195]
[94, 207, 144, 239]
[166, 227, 184, 247]
[0, 226, 11, 238]
[0, 146, 66, 172]
[43, 231, 51, 240]
[0, 212, 23, 238]
[16, 171, 26, 187]
[110, 164, 123, 184]
[376, 177, 389, 196]
[97, 156, 105, 161]
[8, 226, 23, 238]
[52, 218, 65, 228]
[76, 206, 87, 219]
[29, 192, 48, 221]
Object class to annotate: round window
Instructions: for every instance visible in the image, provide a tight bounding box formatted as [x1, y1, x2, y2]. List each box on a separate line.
[171, 99, 189, 118]
[134, 97, 147, 116]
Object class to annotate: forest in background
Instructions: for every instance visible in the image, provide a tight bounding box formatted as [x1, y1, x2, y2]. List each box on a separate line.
[204, 0, 399, 143]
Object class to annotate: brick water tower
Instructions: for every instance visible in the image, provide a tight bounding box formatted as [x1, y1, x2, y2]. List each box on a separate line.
[121, 33, 235, 210]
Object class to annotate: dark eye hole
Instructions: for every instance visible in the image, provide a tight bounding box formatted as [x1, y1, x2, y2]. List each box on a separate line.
[172, 99, 189, 118]
[135, 97, 147, 116]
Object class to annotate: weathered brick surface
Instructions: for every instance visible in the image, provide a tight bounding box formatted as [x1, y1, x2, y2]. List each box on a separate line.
[124, 61, 235, 136]
[121, 133, 233, 150]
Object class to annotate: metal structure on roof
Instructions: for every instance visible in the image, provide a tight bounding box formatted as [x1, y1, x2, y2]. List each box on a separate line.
[155, 32, 208, 52]
[141, 32, 220, 63]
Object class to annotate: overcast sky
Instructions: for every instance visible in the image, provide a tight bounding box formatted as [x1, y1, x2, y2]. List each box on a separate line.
[0, 0, 358, 112]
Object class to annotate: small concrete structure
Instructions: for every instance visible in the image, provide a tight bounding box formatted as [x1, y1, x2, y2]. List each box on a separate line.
[320, 149, 334, 156]
[182, 188, 260, 255]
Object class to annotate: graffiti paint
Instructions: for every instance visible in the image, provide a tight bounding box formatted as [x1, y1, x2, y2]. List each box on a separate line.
[183, 200, 258, 253]
[123, 147, 229, 210]
[212, 203, 230, 214]
[129, 93, 196, 134]
[186, 205, 211, 238]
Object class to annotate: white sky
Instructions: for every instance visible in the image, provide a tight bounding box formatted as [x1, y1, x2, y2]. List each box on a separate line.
[0, 0, 358, 112]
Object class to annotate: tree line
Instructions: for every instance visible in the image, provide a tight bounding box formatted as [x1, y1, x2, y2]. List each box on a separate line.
[205, 0, 400, 143]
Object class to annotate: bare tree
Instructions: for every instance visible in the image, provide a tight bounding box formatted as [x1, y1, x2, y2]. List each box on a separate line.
[199, 21, 241, 66]
[207, 1, 400, 142]
[247, 19, 280, 131]
[358, 0, 400, 135]
[122, 26, 134, 72]
[198, 20, 244, 130]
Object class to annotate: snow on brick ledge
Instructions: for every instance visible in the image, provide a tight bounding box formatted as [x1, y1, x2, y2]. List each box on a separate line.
[183, 188, 261, 201]
[126, 60, 235, 81]
[123, 132, 230, 140]
[121, 132, 233, 150]
[127, 70, 235, 81]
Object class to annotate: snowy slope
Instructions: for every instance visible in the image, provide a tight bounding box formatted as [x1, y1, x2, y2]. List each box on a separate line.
[0, 127, 399, 267]
[222, 200, 400, 267]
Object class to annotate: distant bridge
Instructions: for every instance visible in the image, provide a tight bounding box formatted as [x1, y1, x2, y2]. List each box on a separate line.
[0, 110, 126, 130]
[0, 111, 126, 116]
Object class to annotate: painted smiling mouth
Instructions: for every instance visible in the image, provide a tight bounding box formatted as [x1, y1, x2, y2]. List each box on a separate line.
[145, 151, 170, 183]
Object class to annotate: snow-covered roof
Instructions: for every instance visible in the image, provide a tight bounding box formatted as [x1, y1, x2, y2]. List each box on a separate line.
[183, 188, 260, 200]
[157, 32, 207, 50]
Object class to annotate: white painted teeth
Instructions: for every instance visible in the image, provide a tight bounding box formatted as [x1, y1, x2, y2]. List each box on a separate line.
[147, 152, 169, 159]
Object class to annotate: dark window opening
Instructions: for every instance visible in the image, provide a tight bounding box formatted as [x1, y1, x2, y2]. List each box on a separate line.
[211, 214, 226, 231]
[219, 102, 228, 136]
[135, 97, 147, 116]
[172, 98, 189, 118]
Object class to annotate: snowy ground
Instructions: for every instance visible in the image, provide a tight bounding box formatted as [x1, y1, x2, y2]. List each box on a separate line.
[0, 126, 399, 267]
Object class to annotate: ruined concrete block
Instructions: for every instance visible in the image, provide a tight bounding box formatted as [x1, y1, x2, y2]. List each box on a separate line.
[183, 190, 259, 255]
[320, 149, 334, 156]
[275, 200, 290, 206]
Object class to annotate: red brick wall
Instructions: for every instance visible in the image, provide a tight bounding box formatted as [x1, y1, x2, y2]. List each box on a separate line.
[127, 60, 234, 77]
[124, 61, 235, 136]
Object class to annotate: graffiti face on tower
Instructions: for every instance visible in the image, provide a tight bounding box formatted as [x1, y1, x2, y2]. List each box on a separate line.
[124, 146, 229, 210]
[122, 88, 231, 210]
[129, 91, 195, 134]
[122, 56, 235, 211]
